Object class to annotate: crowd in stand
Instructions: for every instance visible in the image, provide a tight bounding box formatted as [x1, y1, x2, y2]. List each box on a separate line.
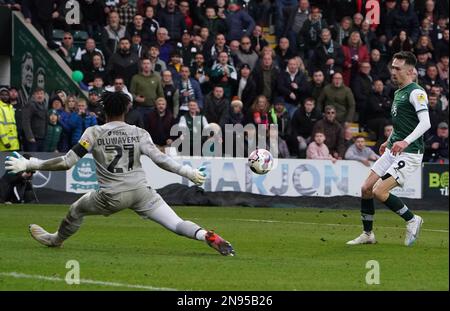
[0, 0, 448, 164]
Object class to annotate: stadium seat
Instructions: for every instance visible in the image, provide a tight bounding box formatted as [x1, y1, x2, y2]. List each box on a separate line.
[53, 29, 65, 41]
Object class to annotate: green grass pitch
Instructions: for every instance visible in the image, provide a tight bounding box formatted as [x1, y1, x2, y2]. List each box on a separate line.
[0, 204, 448, 291]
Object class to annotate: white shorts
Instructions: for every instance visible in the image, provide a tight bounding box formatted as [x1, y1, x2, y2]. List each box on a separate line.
[371, 149, 423, 187]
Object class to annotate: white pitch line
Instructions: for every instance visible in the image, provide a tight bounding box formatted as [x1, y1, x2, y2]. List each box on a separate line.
[230, 218, 449, 233]
[0, 272, 177, 291]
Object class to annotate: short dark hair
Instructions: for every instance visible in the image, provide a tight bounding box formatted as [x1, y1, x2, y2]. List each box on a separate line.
[393, 51, 417, 67]
[99, 91, 130, 117]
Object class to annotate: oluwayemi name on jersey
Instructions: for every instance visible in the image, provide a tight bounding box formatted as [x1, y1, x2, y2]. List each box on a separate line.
[97, 135, 140, 146]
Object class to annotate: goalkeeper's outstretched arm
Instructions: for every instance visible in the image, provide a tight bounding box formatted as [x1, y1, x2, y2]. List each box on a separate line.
[5, 144, 87, 173]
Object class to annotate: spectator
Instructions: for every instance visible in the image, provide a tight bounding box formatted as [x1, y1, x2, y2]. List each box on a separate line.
[142, 4, 160, 44]
[155, 27, 174, 64]
[367, 80, 392, 140]
[80, 0, 106, 37]
[288, 97, 322, 158]
[220, 97, 245, 131]
[207, 33, 232, 67]
[235, 63, 257, 117]
[224, 0, 256, 42]
[306, 131, 337, 162]
[147, 44, 167, 75]
[0, 156, 36, 204]
[148, 97, 176, 152]
[415, 35, 434, 58]
[22, 88, 48, 152]
[166, 51, 183, 86]
[106, 37, 140, 87]
[178, 100, 208, 156]
[434, 28, 449, 62]
[437, 53, 449, 82]
[8, 87, 25, 148]
[21, 0, 59, 49]
[343, 124, 353, 152]
[83, 53, 107, 86]
[420, 63, 446, 93]
[178, 65, 204, 114]
[250, 25, 268, 54]
[426, 92, 449, 138]
[269, 97, 290, 142]
[277, 57, 308, 116]
[199, 5, 227, 38]
[191, 53, 211, 95]
[370, 48, 391, 83]
[177, 31, 198, 68]
[210, 51, 238, 99]
[391, 0, 420, 43]
[56, 32, 78, 68]
[69, 99, 97, 147]
[305, 70, 326, 102]
[312, 28, 344, 81]
[282, 0, 310, 53]
[158, 0, 187, 42]
[360, 19, 376, 51]
[101, 11, 127, 61]
[130, 58, 163, 126]
[342, 31, 369, 86]
[344, 135, 380, 166]
[0, 86, 19, 151]
[351, 61, 373, 129]
[425, 121, 449, 163]
[43, 109, 62, 152]
[234, 36, 259, 70]
[374, 123, 394, 155]
[312, 105, 345, 159]
[116, 0, 137, 26]
[333, 16, 353, 46]
[252, 53, 280, 103]
[298, 6, 328, 58]
[380, 0, 398, 41]
[274, 37, 296, 71]
[416, 48, 433, 80]
[87, 90, 106, 126]
[250, 95, 270, 129]
[48, 96, 71, 152]
[203, 86, 229, 124]
[161, 70, 180, 119]
[317, 72, 355, 125]
[389, 30, 414, 55]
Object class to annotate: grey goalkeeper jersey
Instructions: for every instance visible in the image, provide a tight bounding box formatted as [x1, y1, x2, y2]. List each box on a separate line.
[79, 121, 183, 192]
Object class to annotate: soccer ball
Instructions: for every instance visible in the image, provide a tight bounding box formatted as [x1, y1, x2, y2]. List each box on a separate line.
[248, 148, 274, 175]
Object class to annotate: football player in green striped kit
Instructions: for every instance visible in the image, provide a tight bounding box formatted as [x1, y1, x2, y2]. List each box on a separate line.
[347, 51, 431, 246]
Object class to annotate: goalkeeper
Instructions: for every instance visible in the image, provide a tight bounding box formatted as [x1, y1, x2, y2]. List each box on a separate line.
[5, 91, 234, 256]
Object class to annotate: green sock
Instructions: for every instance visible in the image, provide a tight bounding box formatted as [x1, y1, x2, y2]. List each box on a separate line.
[361, 198, 375, 232]
[383, 194, 414, 221]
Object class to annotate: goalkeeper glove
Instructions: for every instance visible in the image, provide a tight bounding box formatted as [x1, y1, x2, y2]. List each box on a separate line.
[5, 151, 30, 174]
[180, 165, 207, 186]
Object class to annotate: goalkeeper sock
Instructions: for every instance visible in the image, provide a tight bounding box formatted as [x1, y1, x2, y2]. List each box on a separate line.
[195, 229, 207, 241]
[361, 198, 375, 233]
[383, 194, 414, 221]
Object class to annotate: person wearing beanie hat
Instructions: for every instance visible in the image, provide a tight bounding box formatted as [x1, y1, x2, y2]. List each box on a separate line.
[0, 86, 20, 151]
[43, 109, 63, 152]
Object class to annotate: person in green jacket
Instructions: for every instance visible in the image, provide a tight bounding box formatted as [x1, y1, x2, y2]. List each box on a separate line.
[44, 109, 62, 152]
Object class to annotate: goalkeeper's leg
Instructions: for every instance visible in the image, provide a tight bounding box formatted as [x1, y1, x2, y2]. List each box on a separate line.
[29, 191, 114, 247]
[133, 188, 235, 256]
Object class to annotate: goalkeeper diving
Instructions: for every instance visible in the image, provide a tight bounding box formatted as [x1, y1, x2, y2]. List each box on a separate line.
[5, 91, 235, 256]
